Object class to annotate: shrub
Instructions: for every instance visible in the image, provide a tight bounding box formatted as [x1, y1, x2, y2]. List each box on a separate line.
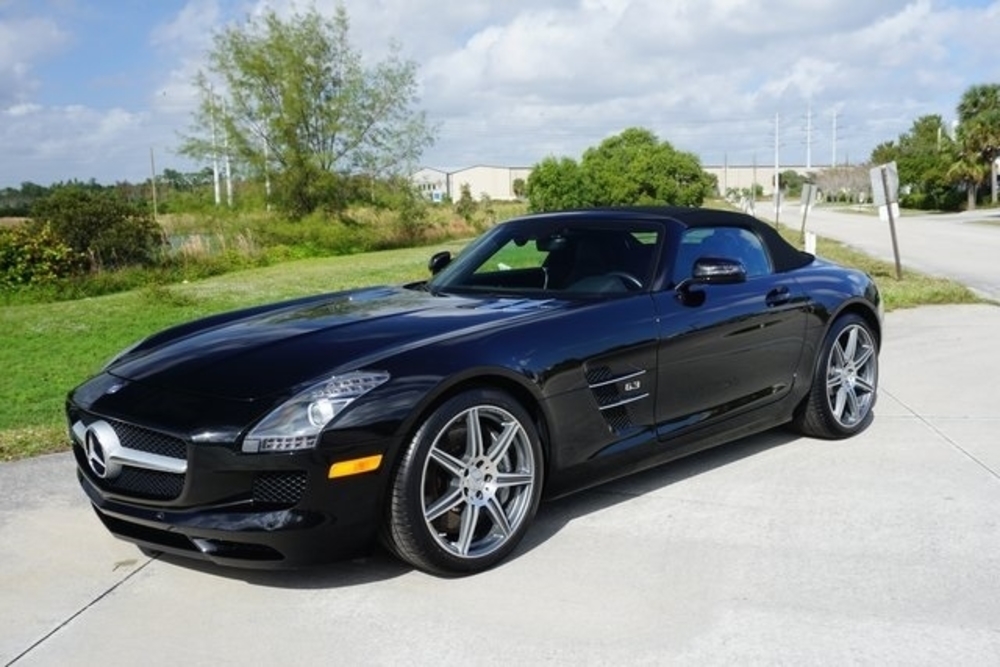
[455, 184, 477, 222]
[252, 212, 376, 256]
[31, 186, 164, 269]
[0, 224, 87, 288]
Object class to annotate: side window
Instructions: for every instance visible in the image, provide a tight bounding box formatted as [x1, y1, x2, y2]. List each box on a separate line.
[729, 228, 771, 278]
[672, 227, 772, 283]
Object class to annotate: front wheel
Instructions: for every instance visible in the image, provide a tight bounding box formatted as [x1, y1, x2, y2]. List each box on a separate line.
[793, 313, 879, 439]
[384, 389, 543, 575]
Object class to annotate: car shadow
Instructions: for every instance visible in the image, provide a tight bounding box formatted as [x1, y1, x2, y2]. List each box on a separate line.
[517, 428, 797, 557]
[149, 428, 802, 588]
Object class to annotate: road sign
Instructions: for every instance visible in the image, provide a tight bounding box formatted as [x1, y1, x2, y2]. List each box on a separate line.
[870, 162, 903, 279]
[870, 162, 899, 206]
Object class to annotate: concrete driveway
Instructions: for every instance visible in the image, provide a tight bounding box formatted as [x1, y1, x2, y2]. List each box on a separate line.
[2, 305, 999, 666]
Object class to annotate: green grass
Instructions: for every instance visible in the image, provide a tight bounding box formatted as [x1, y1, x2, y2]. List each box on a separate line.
[0, 217, 987, 462]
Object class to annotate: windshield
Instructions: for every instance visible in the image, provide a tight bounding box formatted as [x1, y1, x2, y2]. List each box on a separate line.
[428, 218, 663, 297]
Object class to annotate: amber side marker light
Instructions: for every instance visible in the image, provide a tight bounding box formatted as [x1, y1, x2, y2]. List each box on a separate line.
[328, 454, 383, 479]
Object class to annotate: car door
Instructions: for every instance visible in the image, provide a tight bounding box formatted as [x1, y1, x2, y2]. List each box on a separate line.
[652, 226, 809, 439]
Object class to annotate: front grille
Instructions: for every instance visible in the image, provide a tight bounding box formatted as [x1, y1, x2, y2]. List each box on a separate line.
[253, 471, 307, 506]
[110, 467, 185, 500]
[105, 417, 187, 459]
[74, 413, 188, 502]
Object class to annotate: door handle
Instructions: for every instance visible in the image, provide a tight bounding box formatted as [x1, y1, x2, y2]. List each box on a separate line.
[766, 286, 791, 307]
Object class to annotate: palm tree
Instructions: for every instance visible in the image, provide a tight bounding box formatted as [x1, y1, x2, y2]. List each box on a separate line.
[958, 84, 1000, 123]
[947, 152, 989, 210]
[957, 84, 1000, 203]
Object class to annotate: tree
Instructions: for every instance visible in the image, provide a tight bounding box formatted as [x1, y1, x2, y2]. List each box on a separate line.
[512, 178, 526, 199]
[182, 5, 435, 218]
[581, 128, 711, 207]
[779, 170, 808, 197]
[947, 150, 989, 210]
[525, 157, 587, 212]
[814, 165, 870, 203]
[527, 128, 712, 212]
[454, 184, 478, 222]
[869, 115, 958, 210]
[956, 84, 1000, 204]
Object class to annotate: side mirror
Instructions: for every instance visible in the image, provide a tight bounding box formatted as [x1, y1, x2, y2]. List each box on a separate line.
[428, 251, 452, 275]
[690, 257, 747, 285]
[675, 257, 746, 305]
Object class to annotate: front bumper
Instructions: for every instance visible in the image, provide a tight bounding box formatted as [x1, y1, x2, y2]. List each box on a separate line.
[70, 422, 396, 570]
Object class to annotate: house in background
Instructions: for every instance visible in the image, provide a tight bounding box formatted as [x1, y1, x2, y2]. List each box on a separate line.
[412, 165, 532, 202]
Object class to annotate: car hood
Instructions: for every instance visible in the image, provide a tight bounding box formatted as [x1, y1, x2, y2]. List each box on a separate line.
[108, 286, 559, 400]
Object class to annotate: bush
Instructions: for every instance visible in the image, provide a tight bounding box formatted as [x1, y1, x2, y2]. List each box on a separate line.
[31, 186, 164, 269]
[455, 184, 477, 221]
[252, 212, 376, 256]
[900, 188, 964, 212]
[0, 224, 87, 288]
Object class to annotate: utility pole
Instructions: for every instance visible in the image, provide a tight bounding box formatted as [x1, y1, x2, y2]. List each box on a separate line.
[806, 104, 812, 170]
[210, 86, 221, 207]
[149, 146, 158, 219]
[831, 110, 838, 167]
[774, 112, 781, 229]
[263, 140, 272, 212]
[723, 151, 728, 195]
[222, 99, 233, 208]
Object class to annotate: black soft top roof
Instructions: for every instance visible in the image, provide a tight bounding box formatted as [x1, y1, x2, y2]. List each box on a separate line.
[539, 206, 814, 273]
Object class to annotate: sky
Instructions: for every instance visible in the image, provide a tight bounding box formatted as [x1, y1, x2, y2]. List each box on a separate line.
[1, 0, 998, 188]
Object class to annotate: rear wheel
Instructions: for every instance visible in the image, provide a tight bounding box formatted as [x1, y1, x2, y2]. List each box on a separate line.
[384, 389, 543, 575]
[793, 314, 878, 438]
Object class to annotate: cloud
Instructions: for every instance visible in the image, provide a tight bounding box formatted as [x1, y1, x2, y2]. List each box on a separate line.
[150, 0, 220, 54]
[0, 103, 149, 183]
[0, 16, 68, 107]
[3, 0, 1000, 186]
[407, 0, 1000, 167]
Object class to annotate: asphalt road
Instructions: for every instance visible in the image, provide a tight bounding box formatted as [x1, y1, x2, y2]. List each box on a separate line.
[2, 304, 999, 666]
[763, 204, 1000, 300]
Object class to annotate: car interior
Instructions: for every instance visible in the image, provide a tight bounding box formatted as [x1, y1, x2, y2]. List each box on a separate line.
[457, 228, 660, 295]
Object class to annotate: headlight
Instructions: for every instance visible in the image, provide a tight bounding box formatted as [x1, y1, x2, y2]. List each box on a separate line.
[242, 371, 390, 453]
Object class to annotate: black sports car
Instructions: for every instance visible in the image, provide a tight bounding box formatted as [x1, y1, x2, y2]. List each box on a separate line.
[68, 207, 882, 575]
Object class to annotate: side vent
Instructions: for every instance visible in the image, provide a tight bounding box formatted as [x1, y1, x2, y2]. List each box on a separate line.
[585, 366, 650, 434]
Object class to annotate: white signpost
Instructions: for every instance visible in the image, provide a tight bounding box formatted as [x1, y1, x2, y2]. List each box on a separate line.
[798, 182, 818, 241]
[869, 162, 904, 280]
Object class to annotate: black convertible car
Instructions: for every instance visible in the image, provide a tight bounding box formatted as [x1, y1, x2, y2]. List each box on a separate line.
[68, 207, 881, 575]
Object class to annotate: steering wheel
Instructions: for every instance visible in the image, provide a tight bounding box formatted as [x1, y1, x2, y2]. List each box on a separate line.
[606, 271, 643, 291]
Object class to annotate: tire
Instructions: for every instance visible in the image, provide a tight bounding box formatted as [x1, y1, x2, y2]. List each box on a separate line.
[793, 313, 879, 439]
[384, 388, 543, 575]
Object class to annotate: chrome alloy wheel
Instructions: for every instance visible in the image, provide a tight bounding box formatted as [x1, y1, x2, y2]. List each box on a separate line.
[420, 405, 537, 560]
[825, 322, 877, 428]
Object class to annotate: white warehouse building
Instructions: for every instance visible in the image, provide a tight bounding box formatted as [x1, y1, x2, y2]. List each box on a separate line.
[413, 163, 819, 202]
[412, 165, 532, 202]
